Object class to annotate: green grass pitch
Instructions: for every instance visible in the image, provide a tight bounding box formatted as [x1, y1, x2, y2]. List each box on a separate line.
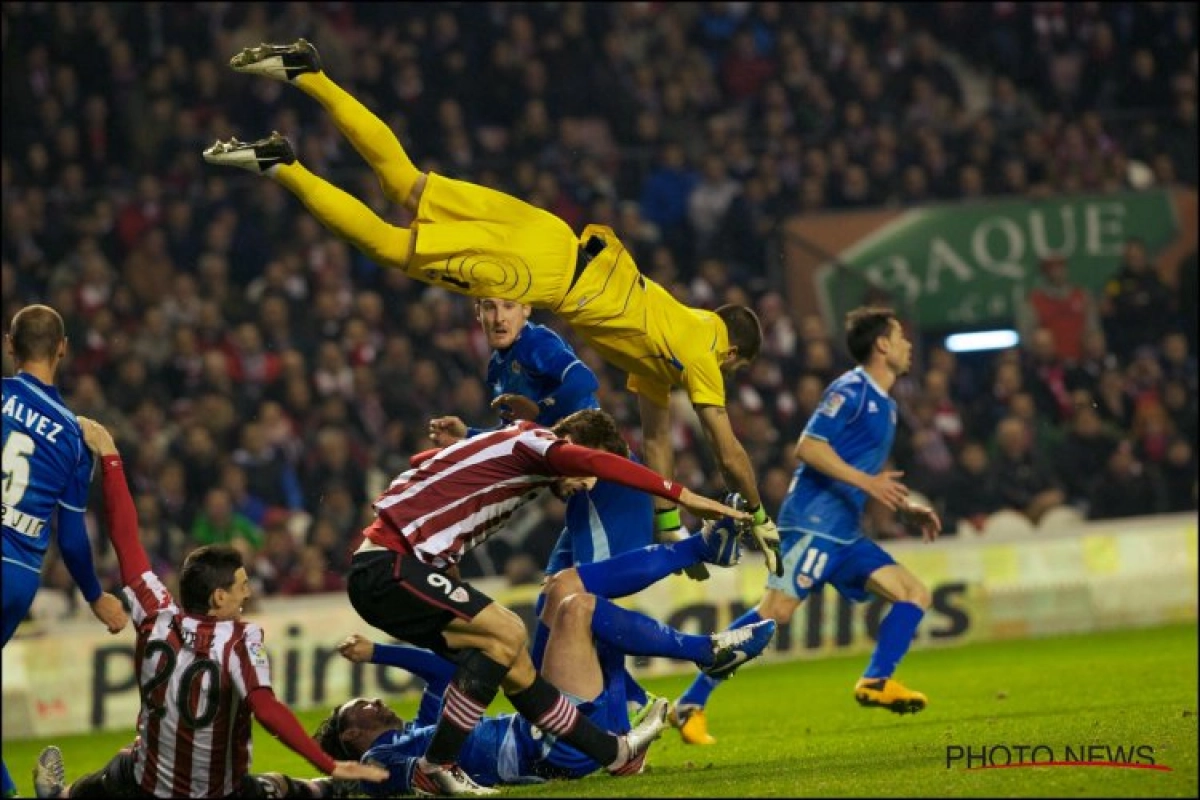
[5, 623, 1196, 797]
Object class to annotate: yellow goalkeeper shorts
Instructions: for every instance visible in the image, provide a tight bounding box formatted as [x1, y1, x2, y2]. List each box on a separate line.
[409, 173, 578, 308]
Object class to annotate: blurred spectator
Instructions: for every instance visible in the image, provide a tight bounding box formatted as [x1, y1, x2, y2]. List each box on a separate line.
[1088, 439, 1168, 520]
[1161, 437, 1198, 512]
[1018, 254, 1100, 363]
[1100, 237, 1175, 362]
[941, 441, 1000, 534]
[989, 416, 1067, 525]
[191, 487, 264, 551]
[1053, 403, 1120, 509]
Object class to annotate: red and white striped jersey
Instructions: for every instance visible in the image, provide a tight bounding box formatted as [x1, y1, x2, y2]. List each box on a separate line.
[123, 570, 272, 798]
[368, 423, 564, 567]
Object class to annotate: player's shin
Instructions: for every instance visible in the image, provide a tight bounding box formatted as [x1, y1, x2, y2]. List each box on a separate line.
[423, 649, 508, 765]
[863, 601, 924, 679]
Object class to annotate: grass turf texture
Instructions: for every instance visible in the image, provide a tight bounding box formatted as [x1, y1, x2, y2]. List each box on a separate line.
[5, 623, 1195, 798]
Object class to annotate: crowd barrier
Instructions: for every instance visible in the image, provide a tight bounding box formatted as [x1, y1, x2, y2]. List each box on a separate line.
[3, 512, 1195, 739]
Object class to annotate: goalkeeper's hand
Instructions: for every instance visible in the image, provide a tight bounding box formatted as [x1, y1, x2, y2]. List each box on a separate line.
[655, 507, 710, 581]
[746, 505, 783, 577]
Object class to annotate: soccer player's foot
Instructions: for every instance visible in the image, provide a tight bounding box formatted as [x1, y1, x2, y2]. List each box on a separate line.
[229, 38, 322, 81]
[609, 697, 669, 776]
[33, 746, 65, 799]
[854, 677, 927, 714]
[704, 618, 776, 679]
[202, 132, 296, 174]
[668, 702, 716, 745]
[628, 690, 666, 728]
[411, 759, 497, 796]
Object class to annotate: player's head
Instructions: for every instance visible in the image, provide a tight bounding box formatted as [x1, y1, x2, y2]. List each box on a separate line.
[715, 305, 762, 375]
[551, 409, 629, 456]
[179, 545, 252, 619]
[475, 297, 532, 350]
[314, 697, 404, 761]
[6, 304, 67, 369]
[845, 306, 912, 375]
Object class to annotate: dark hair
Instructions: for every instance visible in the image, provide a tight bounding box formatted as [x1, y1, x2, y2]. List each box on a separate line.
[715, 305, 762, 363]
[551, 409, 629, 457]
[8, 304, 65, 364]
[845, 306, 898, 364]
[179, 545, 244, 614]
[313, 705, 359, 761]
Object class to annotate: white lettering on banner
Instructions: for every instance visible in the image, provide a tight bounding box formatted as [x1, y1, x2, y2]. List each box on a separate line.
[1028, 205, 1078, 258]
[3, 514, 1195, 740]
[1084, 202, 1127, 256]
[862, 254, 921, 304]
[972, 217, 1026, 280]
[925, 238, 974, 293]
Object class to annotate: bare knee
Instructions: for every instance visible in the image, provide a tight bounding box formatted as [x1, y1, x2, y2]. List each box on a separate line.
[756, 590, 800, 625]
[478, 605, 529, 667]
[540, 569, 584, 623]
[903, 581, 932, 610]
[553, 592, 596, 633]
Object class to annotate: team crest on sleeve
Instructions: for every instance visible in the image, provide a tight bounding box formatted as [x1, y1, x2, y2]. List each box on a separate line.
[248, 640, 270, 668]
[818, 392, 846, 417]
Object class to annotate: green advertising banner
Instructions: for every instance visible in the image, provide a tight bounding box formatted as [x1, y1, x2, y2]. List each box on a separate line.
[813, 190, 1182, 331]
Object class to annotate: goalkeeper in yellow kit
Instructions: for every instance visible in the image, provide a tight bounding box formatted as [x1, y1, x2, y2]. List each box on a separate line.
[203, 40, 781, 576]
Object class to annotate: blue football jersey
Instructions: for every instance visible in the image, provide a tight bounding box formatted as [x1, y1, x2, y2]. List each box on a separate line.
[487, 323, 599, 426]
[2, 374, 92, 569]
[361, 715, 546, 796]
[778, 368, 897, 543]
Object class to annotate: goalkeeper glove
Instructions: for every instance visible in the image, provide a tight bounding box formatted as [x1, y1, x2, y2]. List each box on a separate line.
[747, 505, 783, 577]
[655, 507, 710, 581]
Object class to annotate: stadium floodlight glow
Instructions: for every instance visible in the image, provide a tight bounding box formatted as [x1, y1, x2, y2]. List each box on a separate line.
[943, 329, 1020, 353]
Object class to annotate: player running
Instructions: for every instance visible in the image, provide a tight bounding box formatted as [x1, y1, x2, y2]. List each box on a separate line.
[316, 512, 774, 794]
[671, 307, 942, 745]
[32, 419, 387, 799]
[344, 408, 747, 794]
[203, 39, 783, 578]
[3, 305, 128, 798]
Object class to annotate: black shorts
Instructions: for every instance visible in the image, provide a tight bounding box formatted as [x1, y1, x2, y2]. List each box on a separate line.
[347, 550, 494, 660]
[69, 748, 309, 799]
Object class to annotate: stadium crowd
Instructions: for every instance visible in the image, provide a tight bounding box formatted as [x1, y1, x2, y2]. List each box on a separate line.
[2, 2, 1196, 614]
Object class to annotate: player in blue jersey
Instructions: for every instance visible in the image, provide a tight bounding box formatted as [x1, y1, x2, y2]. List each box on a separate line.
[671, 307, 942, 745]
[2, 305, 128, 798]
[425, 296, 673, 718]
[315, 514, 775, 794]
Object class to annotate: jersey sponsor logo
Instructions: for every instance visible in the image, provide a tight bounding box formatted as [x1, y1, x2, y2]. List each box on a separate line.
[1, 503, 45, 537]
[818, 392, 846, 418]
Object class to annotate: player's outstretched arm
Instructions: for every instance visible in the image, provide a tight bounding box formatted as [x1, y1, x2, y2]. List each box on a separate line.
[79, 417, 152, 586]
[245, 688, 388, 782]
[693, 404, 764, 510]
[545, 443, 750, 521]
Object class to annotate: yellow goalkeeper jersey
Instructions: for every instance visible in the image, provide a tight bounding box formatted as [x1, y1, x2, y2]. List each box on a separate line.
[557, 224, 730, 409]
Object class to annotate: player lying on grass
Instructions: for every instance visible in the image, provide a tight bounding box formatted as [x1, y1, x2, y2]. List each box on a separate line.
[33, 419, 387, 799]
[314, 512, 775, 794]
[204, 38, 783, 580]
[671, 307, 943, 745]
[338, 409, 749, 794]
